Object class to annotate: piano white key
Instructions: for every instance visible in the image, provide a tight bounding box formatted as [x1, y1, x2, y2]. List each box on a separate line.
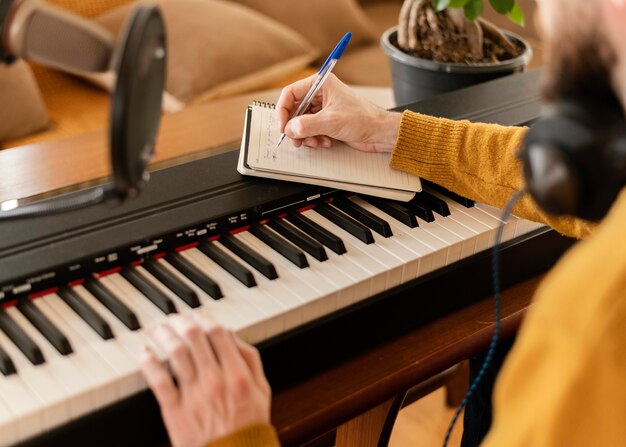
[0, 329, 44, 442]
[33, 296, 122, 410]
[474, 203, 519, 242]
[428, 211, 478, 259]
[8, 304, 93, 422]
[183, 248, 287, 340]
[239, 231, 357, 318]
[157, 257, 264, 343]
[1, 307, 68, 431]
[303, 210, 406, 291]
[40, 293, 142, 397]
[351, 197, 450, 272]
[0, 392, 17, 446]
[213, 240, 309, 330]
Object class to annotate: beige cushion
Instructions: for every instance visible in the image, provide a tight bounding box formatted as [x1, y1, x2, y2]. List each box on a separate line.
[96, 0, 318, 104]
[0, 61, 50, 142]
[229, 0, 376, 58]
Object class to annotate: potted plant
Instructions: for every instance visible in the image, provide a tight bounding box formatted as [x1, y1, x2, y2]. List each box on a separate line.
[381, 0, 532, 105]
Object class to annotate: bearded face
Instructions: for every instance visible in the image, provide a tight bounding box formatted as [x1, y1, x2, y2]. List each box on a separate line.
[537, 0, 620, 110]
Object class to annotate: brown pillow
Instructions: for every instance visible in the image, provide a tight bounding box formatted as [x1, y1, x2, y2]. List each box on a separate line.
[228, 0, 376, 58]
[0, 61, 50, 142]
[95, 0, 319, 104]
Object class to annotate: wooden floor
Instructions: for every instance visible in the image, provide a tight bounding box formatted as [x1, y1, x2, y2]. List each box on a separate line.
[388, 388, 463, 447]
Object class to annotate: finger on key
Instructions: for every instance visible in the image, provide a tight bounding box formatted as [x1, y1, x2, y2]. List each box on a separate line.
[234, 336, 270, 393]
[139, 345, 180, 408]
[167, 314, 219, 376]
[152, 323, 196, 389]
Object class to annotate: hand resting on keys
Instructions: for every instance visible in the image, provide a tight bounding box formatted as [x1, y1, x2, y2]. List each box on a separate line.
[139, 314, 272, 447]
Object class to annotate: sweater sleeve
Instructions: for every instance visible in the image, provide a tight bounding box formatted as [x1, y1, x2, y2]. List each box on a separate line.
[203, 424, 280, 447]
[390, 111, 596, 239]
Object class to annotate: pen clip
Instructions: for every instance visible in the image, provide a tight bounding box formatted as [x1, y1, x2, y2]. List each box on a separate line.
[318, 32, 352, 74]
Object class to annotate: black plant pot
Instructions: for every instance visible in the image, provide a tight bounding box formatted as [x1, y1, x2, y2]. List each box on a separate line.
[381, 26, 533, 106]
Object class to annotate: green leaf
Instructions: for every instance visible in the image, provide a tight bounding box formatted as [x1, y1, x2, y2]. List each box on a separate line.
[507, 2, 525, 26]
[489, 0, 514, 14]
[449, 0, 471, 6]
[431, 0, 450, 11]
[464, 0, 484, 21]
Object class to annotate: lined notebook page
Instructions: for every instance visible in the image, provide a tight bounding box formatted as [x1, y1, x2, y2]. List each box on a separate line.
[245, 103, 420, 192]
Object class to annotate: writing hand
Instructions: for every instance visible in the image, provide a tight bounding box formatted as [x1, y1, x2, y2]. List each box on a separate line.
[276, 73, 401, 153]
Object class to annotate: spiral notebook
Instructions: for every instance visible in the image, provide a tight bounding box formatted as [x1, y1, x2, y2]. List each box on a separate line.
[237, 101, 421, 201]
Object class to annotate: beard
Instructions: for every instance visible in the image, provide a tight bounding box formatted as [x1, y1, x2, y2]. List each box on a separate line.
[540, 2, 622, 114]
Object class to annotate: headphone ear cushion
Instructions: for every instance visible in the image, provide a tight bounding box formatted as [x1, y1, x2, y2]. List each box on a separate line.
[109, 4, 165, 198]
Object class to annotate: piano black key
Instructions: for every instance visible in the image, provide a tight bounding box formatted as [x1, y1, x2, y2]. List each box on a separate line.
[198, 241, 257, 288]
[403, 200, 435, 223]
[143, 258, 201, 308]
[286, 212, 346, 255]
[314, 203, 375, 244]
[17, 300, 73, 356]
[121, 267, 177, 315]
[166, 252, 223, 300]
[58, 287, 114, 340]
[332, 197, 392, 237]
[422, 180, 475, 208]
[220, 234, 278, 280]
[84, 279, 141, 331]
[360, 196, 418, 228]
[0, 343, 16, 376]
[412, 191, 450, 217]
[249, 224, 309, 269]
[0, 308, 45, 365]
[268, 218, 328, 262]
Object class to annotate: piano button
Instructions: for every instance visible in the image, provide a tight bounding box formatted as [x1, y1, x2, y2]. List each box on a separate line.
[249, 224, 309, 269]
[198, 241, 257, 287]
[180, 250, 277, 341]
[351, 197, 450, 273]
[84, 279, 141, 331]
[5, 305, 88, 425]
[58, 286, 114, 340]
[0, 308, 45, 365]
[268, 218, 328, 262]
[286, 212, 347, 255]
[331, 197, 392, 237]
[166, 252, 223, 300]
[360, 196, 418, 228]
[412, 191, 451, 217]
[143, 258, 201, 308]
[404, 199, 435, 222]
[422, 180, 475, 208]
[36, 296, 131, 408]
[0, 342, 16, 376]
[121, 267, 177, 315]
[315, 203, 375, 244]
[17, 300, 73, 356]
[0, 329, 44, 441]
[220, 234, 278, 280]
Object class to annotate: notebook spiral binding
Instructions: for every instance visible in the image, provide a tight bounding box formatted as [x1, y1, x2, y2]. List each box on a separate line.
[252, 100, 276, 109]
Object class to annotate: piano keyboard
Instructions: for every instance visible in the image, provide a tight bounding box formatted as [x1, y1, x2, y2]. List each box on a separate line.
[0, 185, 546, 445]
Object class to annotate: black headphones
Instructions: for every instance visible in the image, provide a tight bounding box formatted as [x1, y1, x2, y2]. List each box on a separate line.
[520, 98, 626, 221]
[0, 3, 165, 219]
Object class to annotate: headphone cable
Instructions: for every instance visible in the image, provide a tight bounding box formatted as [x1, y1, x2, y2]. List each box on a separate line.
[442, 189, 526, 447]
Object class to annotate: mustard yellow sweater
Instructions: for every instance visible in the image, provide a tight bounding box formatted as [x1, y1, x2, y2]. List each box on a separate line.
[207, 110, 626, 447]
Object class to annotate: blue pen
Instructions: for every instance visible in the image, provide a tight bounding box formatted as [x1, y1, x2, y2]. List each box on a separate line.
[276, 32, 352, 149]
